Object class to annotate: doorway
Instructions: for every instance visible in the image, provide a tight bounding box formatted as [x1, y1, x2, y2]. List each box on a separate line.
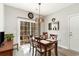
[69, 14, 79, 52]
[18, 18, 38, 45]
[20, 21, 30, 45]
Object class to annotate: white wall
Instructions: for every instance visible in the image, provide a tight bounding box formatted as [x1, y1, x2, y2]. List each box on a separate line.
[0, 4, 4, 31]
[4, 5, 45, 44]
[41, 21, 45, 35]
[4, 5, 27, 44]
[45, 4, 79, 49]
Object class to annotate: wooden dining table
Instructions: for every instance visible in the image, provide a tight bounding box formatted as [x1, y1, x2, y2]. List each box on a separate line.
[35, 36, 58, 56]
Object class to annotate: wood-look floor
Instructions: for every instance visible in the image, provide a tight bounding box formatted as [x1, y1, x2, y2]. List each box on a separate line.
[51, 47, 79, 56]
[13, 44, 79, 56]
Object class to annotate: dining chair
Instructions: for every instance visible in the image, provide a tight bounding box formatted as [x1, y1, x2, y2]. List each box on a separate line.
[50, 34, 57, 40]
[42, 32, 48, 39]
[48, 34, 58, 55]
[29, 35, 37, 56]
[35, 38, 54, 56]
[35, 40, 46, 56]
[36, 41, 56, 56]
[29, 35, 32, 52]
[32, 35, 58, 56]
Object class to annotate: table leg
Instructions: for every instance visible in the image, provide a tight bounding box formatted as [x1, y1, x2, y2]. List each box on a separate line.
[44, 47, 47, 56]
[48, 50, 51, 56]
[29, 43, 31, 52]
[32, 46, 34, 56]
[17, 44, 19, 51]
[54, 41, 58, 56]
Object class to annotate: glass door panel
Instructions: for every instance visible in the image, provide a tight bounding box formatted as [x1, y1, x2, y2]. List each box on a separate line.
[20, 21, 38, 45]
[20, 21, 30, 45]
[31, 23, 36, 36]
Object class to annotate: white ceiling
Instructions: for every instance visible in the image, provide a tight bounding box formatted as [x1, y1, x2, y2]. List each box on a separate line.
[5, 3, 73, 16]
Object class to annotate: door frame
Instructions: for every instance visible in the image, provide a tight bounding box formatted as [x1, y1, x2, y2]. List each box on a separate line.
[17, 18, 36, 47]
[69, 13, 79, 49]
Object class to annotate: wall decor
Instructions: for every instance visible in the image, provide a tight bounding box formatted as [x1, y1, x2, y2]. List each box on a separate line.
[28, 12, 34, 19]
[58, 21, 59, 30]
[48, 18, 59, 30]
[52, 21, 59, 30]
[48, 23, 52, 30]
[52, 18, 56, 22]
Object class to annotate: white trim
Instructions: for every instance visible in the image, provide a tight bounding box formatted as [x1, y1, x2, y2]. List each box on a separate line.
[58, 45, 69, 49]
[68, 16, 70, 49]
[17, 19, 20, 47]
[69, 13, 79, 18]
[18, 18, 36, 23]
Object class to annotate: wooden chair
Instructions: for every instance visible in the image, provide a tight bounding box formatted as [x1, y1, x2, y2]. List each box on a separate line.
[31, 34, 58, 56]
[42, 32, 48, 39]
[48, 34, 58, 55]
[29, 35, 37, 56]
[35, 39, 46, 56]
[36, 34, 58, 56]
[29, 35, 32, 52]
[35, 37, 53, 56]
[36, 41, 56, 56]
[50, 34, 57, 40]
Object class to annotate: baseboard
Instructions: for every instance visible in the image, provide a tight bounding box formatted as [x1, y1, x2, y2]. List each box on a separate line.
[58, 45, 69, 49]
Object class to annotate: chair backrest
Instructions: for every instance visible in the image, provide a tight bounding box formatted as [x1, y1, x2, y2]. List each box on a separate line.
[29, 35, 38, 48]
[42, 32, 48, 39]
[29, 35, 34, 46]
[50, 34, 57, 40]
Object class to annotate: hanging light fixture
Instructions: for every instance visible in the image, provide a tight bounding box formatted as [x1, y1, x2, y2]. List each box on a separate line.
[38, 3, 41, 37]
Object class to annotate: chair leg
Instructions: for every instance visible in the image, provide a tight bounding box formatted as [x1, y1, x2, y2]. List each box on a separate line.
[43, 52, 46, 56]
[29, 45, 31, 52]
[40, 52, 43, 56]
[41, 54, 42, 56]
[48, 50, 51, 56]
[17, 44, 19, 51]
[32, 47, 34, 56]
[35, 48, 37, 56]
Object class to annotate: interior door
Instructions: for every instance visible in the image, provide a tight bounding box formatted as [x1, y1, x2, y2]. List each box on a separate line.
[70, 15, 79, 51]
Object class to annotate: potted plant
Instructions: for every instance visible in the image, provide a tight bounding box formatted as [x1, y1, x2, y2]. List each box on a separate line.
[5, 34, 14, 41]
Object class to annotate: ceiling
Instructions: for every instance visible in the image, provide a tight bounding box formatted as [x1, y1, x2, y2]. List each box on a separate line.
[5, 3, 73, 16]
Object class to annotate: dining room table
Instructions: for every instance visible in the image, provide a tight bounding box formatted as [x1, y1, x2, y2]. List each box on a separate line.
[34, 36, 58, 56]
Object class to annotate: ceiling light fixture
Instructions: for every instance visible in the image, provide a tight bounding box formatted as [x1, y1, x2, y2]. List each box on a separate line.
[38, 3, 41, 37]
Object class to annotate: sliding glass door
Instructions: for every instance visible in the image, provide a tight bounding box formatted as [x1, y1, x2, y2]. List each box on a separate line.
[20, 21, 37, 45]
[20, 21, 30, 45]
[31, 23, 36, 36]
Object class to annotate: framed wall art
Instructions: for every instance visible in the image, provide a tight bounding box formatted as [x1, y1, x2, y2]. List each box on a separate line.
[52, 21, 59, 30]
[48, 18, 59, 30]
[48, 23, 52, 30]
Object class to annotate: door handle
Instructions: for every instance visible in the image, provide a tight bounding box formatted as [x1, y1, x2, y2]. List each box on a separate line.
[69, 32, 72, 36]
